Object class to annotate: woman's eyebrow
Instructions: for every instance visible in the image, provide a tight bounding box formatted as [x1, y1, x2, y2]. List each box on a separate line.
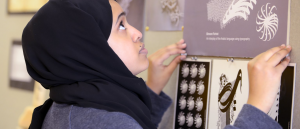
[116, 12, 126, 25]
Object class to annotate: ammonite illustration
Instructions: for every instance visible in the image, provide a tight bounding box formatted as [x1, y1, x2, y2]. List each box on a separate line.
[187, 96, 195, 111]
[207, 0, 257, 29]
[181, 63, 189, 78]
[117, 0, 133, 13]
[198, 64, 206, 78]
[178, 111, 185, 126]
[197, 80, 205, 95]
[194, 113, 203, 128]
[190, 63, 198, 78]
[189, 80, 196, 94]
[186, 112, 194, 127]
[179, 95, 186, 110]
[256, 3, 278, 41]
[196, 97, 204, 112]
[180, 79, 188, 94]
[161, 0, 184, 26]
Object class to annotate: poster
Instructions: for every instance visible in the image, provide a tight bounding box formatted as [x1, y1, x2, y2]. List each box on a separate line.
[7, 0, 48, 14]
[174, 58, 211, 129]
[208, 59, 249, 129]
[9, 41, 34, 91]
[184, 0, 290, 58]
[146, 0, 184, 31]
[268, 64, 296, 129]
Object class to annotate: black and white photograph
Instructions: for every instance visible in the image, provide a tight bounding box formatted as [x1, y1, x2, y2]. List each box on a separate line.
[208, 59, 249, 129]
[174, 58, 211, 129]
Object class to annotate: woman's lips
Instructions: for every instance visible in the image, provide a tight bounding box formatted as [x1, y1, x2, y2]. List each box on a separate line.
[139, 44, 148, 54]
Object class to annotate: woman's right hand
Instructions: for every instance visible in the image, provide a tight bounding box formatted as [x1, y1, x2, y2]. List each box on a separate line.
[247, 44, 292, 113]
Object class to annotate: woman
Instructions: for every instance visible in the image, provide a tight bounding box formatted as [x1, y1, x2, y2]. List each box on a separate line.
[22, 0, 291, 129]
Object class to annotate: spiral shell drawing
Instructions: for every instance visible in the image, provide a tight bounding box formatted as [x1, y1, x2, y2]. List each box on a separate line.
[194, 113, 203, 128]
[196, 97, 204, 112]
[189, 80, 196, 94]
[198, 64, 206, 79]
[186, 112, 194, 127]
[178, 111, 185, 126]
[181, 63, 189, 78]
[187, 96, 195, 111]
[256, 3, 278, 41]
[190, 63, 198, 78]
[179, 95, 186, 110]
[197, 80, 205, 95]
[180, 79, 188, 94]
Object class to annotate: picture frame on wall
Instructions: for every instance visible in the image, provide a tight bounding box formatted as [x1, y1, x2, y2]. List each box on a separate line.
[9, 40, 34, 91]
[7, 0, 48, 14]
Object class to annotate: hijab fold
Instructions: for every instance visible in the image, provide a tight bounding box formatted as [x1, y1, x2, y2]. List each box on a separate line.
[22, 0, 156, 128]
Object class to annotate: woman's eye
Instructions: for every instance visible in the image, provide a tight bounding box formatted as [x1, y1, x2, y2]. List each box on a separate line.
[119, 21, 126, 30]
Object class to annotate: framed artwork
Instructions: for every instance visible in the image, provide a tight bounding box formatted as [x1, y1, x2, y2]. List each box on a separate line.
[9, 40, 34, 91]
[7, 0, 48, 14]
[173, 58, 211, 129]
[183, 0, 291, 58]
[207, 59, 249, 129]
[146, 0, 184, 31]
[268, 63, 296, 129]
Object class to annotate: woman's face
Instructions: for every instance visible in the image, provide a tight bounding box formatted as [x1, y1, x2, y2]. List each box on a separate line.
[108, 0, 148, 75]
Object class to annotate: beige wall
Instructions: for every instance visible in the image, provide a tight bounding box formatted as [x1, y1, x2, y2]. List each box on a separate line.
[0, 0, 299, 129]
[0, 0, 35, 129]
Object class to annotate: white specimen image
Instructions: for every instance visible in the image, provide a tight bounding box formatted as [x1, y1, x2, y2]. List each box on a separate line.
[197, 80, 205, 95]
[187, 96, 195, 111]
[256, 3, 278, 41]
[194, 113, 203, 128]
[189, 80, 196, 94]
[160, 0, 184, 26]
[180, 79, 188, 94]
[181, 63, 189, 78]
[178, 111, 185, 126]
[190, 63, 198, 78]
[207, 0, 257, 29]
[186, 112, 194, 127]
[179, 95, 187, 110]
[196, 97, 204, 112]
[198, 64, 206, 79]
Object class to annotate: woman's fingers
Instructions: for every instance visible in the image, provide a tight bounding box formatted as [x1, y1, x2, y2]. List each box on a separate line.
[258, 45, 286, 62]
[276, 56, 291, 73]
[267, 45, 291, 66]
[165, 55, 185, 74]
[156, 48, 186, 65]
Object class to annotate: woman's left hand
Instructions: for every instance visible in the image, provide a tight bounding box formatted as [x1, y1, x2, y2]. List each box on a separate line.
[146, 39, 187, 95]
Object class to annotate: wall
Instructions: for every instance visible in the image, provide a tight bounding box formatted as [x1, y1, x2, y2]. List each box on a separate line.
[0, 0, 299, 129]
[0, 0, 35, 128]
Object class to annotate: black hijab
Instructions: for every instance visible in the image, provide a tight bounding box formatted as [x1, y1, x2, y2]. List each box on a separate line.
[22, 0, 156, 128]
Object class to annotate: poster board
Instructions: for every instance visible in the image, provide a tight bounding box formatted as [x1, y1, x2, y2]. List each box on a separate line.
[173, 58, 211, 129]
[183, 0, 291, 58]
[9, 40, 34, 91]
[207, 59, 249, 129]
[7, 0, 48, 14]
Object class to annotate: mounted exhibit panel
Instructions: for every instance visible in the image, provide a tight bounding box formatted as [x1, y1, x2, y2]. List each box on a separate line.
[9, 40, 34, 91]
[208, 59, 249, 129]
[173, 58, 211, 129]
[183, 0, 291, 58]
[7, 0, 48, 14]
